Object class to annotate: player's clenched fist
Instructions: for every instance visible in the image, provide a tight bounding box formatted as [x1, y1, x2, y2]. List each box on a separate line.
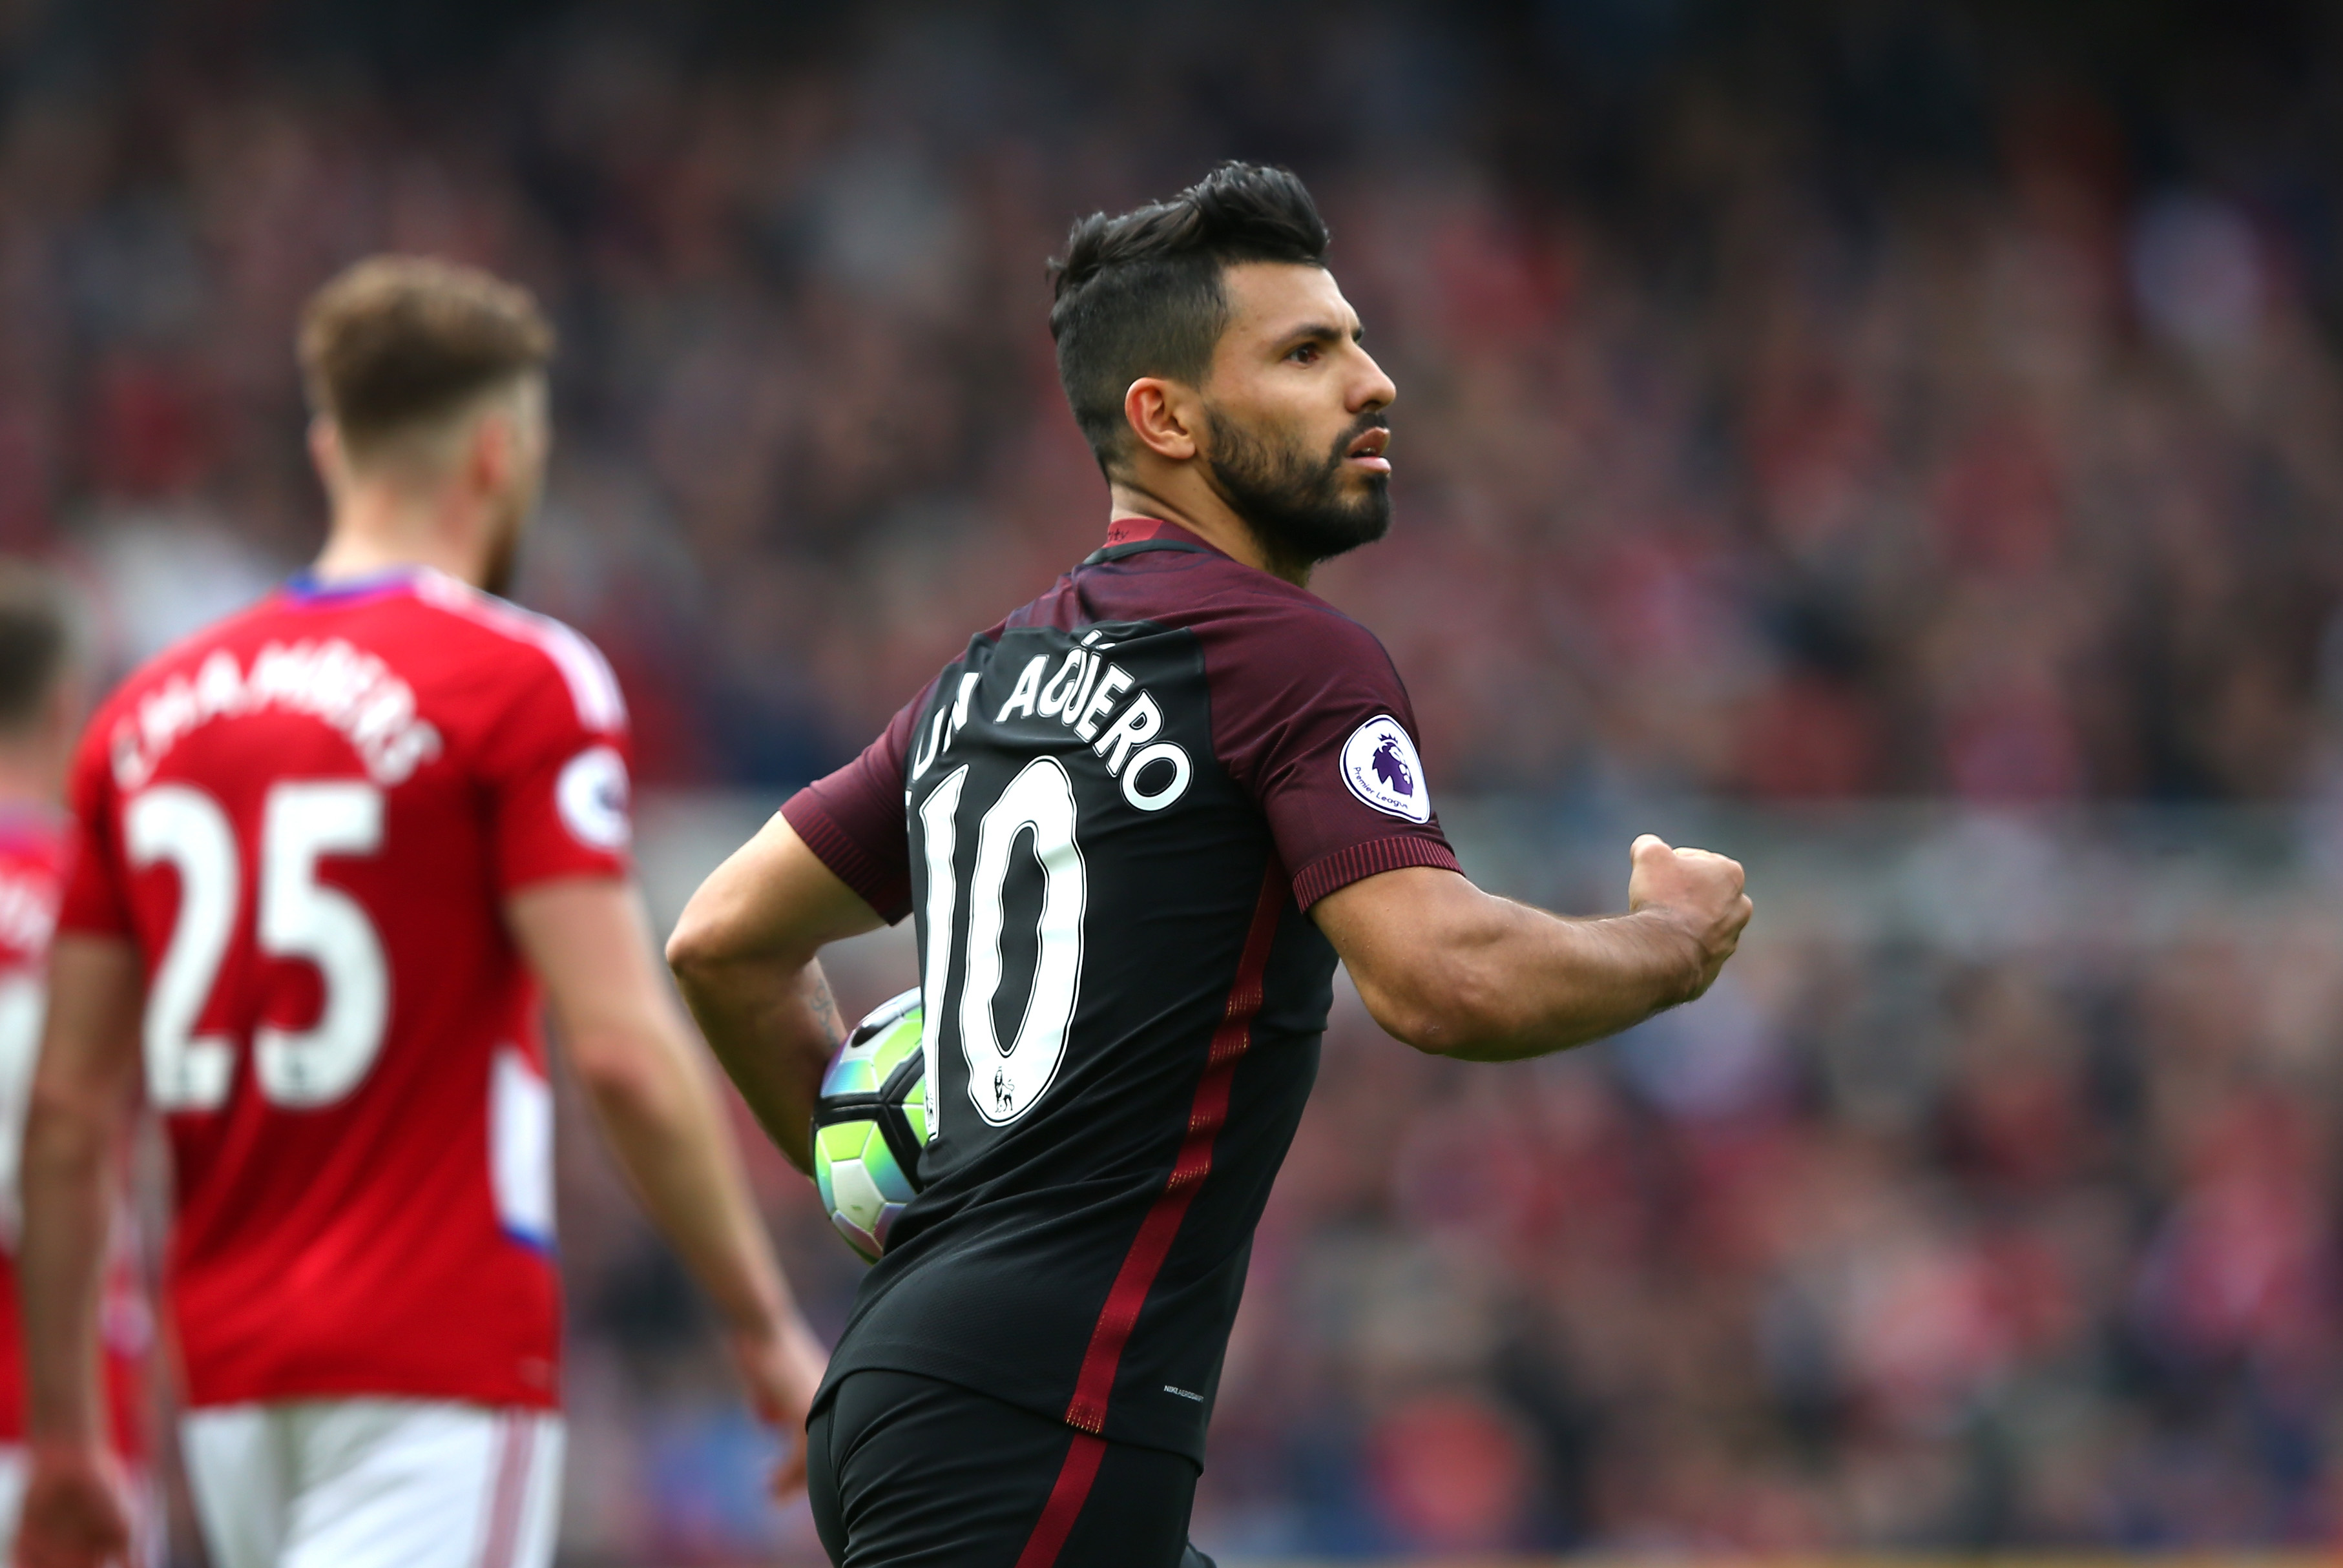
[1627, 833, 1752, 1000]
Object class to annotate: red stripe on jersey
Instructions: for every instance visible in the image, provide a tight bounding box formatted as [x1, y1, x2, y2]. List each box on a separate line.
[480, 1413, 534, 1568]
[1012, 1432, 1109, 1568]
[1062, 863, 1286, 1436]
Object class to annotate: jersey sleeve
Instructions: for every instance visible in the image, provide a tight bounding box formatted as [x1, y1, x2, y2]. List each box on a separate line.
[477, 639, 636, 897]
[779, 679, 930, 924]
[1201, 605, 1461, 909]
[56, 710, 131, 939]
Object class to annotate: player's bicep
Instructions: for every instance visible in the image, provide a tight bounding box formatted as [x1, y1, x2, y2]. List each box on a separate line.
[30, 934, 146, 1119]
[667, 813, 885, 978]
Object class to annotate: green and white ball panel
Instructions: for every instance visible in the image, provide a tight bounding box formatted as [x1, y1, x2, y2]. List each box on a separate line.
[811, 987, 930, 1262]
[814, 1116, 917, 1261]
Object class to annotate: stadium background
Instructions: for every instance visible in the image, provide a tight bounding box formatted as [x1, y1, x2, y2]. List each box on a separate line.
[6, 0, 2343, 1560]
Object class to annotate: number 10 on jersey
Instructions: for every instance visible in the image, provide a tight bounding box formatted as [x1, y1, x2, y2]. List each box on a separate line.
[916, 758, 1088, 1134]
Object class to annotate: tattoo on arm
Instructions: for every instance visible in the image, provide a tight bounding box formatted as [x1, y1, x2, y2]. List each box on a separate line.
[803, 968, 847, 1050]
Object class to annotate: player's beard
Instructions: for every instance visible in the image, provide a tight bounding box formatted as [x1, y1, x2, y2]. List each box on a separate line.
[479, 488, 529, 599]
[1203, 406, 1391, 575]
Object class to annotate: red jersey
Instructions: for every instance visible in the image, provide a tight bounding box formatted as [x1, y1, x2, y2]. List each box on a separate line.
[0, 806, 149, 1454]
[58, 568, 634, 1411]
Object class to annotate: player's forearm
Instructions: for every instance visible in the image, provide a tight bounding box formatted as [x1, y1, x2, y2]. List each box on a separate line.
[1344, 887, 1702, 1060]
[17, 1091, 120, 1444]
[572, 1016, 802, 1337]
[671, 956, 843, 1173]
[667, 814, 877, 1168]
[1424, 902, 1705, 1060]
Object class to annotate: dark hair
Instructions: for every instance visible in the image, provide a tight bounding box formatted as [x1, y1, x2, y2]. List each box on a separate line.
[0, 561, 75, 733]
[298, 256, 554, 460]
[1048, 162, 1329, 475]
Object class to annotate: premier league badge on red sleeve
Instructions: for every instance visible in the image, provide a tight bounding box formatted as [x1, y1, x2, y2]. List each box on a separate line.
[1340, 715, 1431, 823]
[556, 744, 632, 850]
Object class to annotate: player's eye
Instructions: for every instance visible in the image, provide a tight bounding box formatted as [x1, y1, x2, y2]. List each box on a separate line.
[1286, 343, 1320, 364]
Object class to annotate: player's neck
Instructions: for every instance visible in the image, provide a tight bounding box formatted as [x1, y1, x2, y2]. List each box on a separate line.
[0, 735, 63, 814]
[1106, 479, 1311, 588]
[315, 484, 493, 590]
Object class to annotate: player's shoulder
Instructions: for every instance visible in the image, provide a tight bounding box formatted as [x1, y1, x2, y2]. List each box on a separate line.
[1073, 541, 1395, 665]
[403, 573, 628, 736]
[1168, 559, 1399, 681]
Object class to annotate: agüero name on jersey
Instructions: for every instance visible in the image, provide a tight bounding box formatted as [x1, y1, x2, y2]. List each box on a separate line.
[915, 638, 1194, 814]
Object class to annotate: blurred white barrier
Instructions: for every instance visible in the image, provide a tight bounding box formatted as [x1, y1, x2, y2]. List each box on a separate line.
[634, 791, 919, 1012]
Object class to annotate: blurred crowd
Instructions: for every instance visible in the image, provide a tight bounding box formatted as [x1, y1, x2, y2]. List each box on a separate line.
[8, 0, 2343, 1560]
[545, 887, 2343, 1561]
[1199, 919, 2343, 1555]
[5, 1, 2342, 801]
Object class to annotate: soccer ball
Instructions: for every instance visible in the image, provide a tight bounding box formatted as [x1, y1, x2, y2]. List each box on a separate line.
[811, 987, 930, 1261]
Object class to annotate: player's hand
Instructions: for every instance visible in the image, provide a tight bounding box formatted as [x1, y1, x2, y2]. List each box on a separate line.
[15, 1440, 133, 1568]
[728, 1314, 831, 1500]
[1627, 834, 1751, 1001]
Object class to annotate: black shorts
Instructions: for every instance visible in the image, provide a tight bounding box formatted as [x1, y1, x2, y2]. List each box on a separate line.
[807, 1368, 1217, 1568]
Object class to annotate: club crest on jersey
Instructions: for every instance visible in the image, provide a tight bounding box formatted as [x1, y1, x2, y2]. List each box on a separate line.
[1340, 716, 1430, 823]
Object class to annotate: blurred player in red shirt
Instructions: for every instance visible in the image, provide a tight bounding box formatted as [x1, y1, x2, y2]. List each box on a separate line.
[0, 568, 151, 1563]
[16, 259, 829, 1568]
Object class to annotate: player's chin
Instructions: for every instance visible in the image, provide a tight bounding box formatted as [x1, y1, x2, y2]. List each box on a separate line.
[1338, 475, 1393, 529]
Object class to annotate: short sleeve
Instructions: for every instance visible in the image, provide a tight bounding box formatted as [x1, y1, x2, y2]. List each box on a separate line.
[479, 646, 635, 898]
[1200, 605, 1461, 909]
[779, 680, 929, 924]
[56, 714, 131, 938]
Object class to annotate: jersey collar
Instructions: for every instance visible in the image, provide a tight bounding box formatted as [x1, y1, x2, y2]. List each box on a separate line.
[280, 565, 433, 606]
[1101, 517, 1229, 557]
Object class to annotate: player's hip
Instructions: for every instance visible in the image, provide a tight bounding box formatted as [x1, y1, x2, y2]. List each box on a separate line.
[809, 1368, 1214, 1568]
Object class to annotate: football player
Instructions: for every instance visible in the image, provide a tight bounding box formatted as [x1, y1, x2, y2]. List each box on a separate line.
[669, 164, 1753, 1567]
[17, 258, 827, 1568]
[0, 568, 151, 1565]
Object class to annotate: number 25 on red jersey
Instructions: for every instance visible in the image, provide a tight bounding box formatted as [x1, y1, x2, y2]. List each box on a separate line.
[130, 780, 386, 1111]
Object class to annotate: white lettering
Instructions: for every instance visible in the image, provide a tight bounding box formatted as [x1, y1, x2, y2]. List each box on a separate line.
[994, 655, 1048, 723]
[1092, 692, 1163, 776]
[194, 651, 244, 719]
[1074, 667, 1133, 742]
[1037, 650, 1088, 718]
[1060, 654, 1101, 729]
[110, 640, 444, 791]
[911, 707, 950, 781]
[1122, 742, 1192, 811]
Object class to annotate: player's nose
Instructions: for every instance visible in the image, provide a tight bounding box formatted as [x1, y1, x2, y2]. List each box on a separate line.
[1350, 344, 1397, 412]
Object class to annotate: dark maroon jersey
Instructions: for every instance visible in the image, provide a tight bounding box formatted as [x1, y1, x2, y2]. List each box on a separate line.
[784, 518, 1457, 1460]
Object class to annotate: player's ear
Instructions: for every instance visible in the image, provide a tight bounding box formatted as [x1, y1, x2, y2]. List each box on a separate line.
[468, 407, 515, 496]
[1123, 377, 1199, 464]
[307, 416, 347, 493]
